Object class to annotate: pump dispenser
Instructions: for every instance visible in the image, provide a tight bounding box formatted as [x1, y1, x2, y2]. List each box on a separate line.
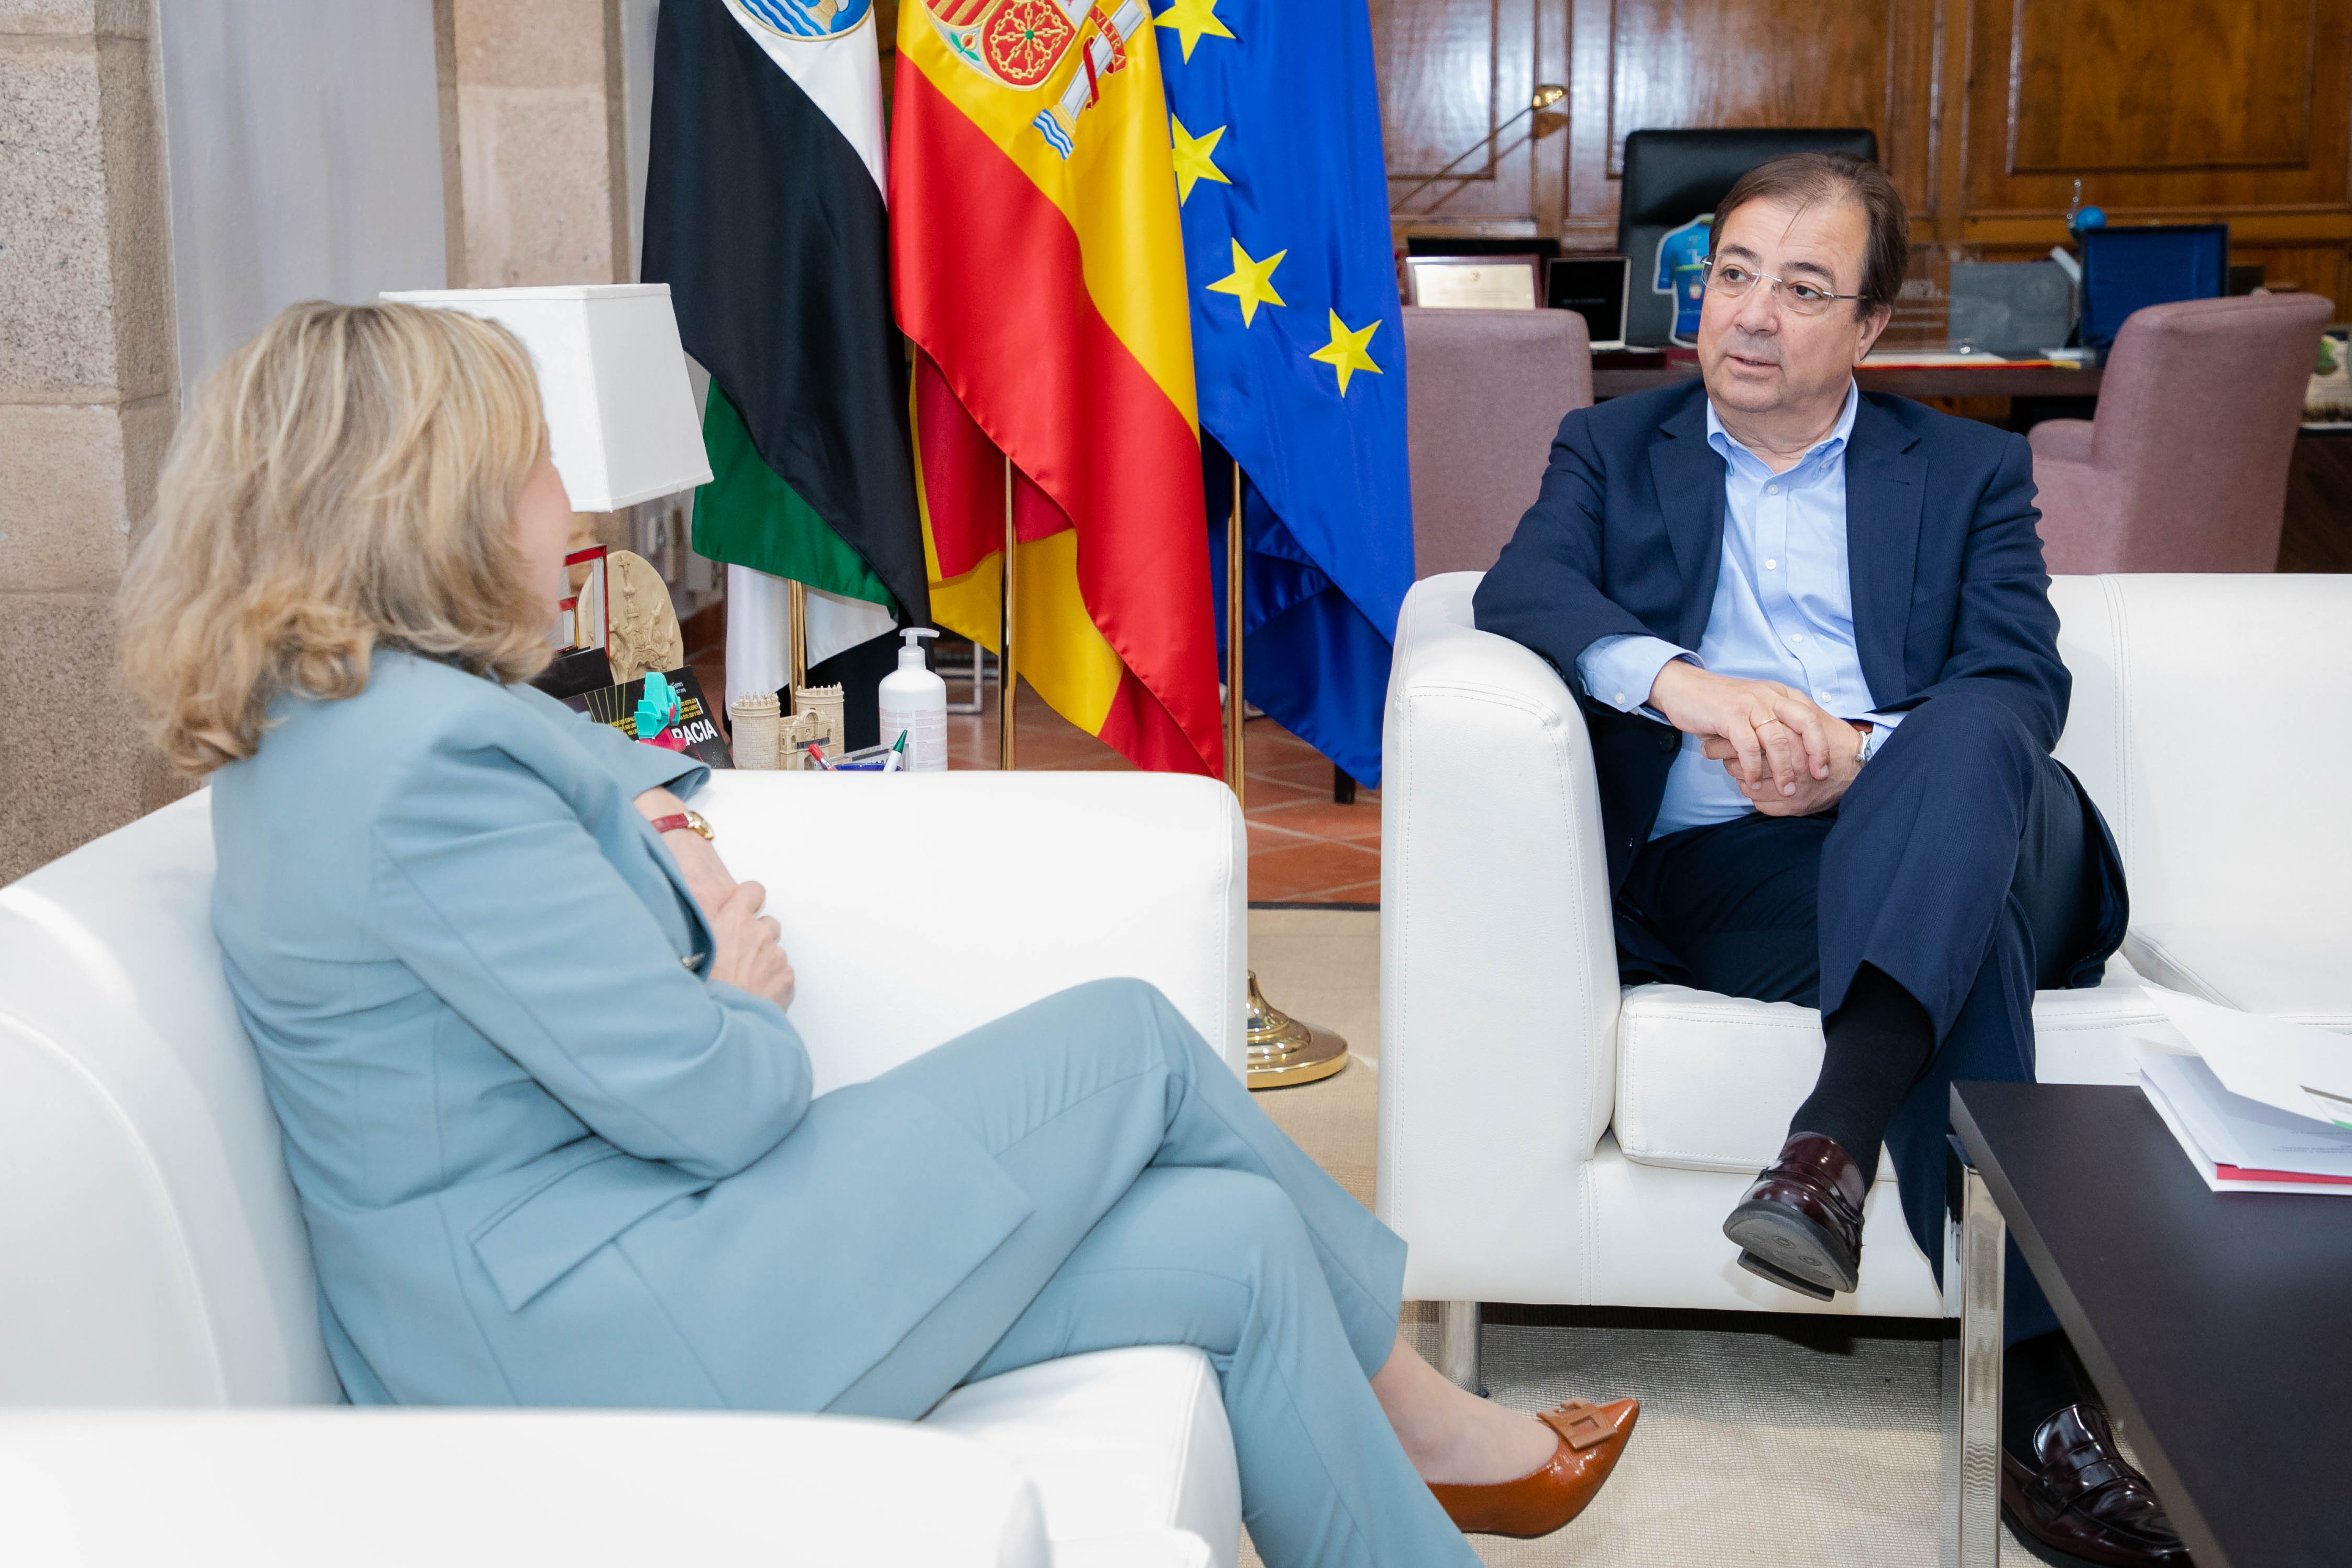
[876, 627, 948, 772]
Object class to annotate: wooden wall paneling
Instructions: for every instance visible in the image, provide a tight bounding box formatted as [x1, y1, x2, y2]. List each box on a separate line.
[1381, 0, 1573, 236]
[1562, 0, 1618, 248]
[1378, 0, 1503, 182]
[1881, 0, 1941, 224]
[1550, 0, 1939, 249]
[1932, 0, 1972, 244]
[2008, 0, 2314, 174]
[2230, 244, 2350, 309]
[1965, 0, 2351, 213]
[1532, 0, 1572, 234]
[1604, 0, 1923, 185]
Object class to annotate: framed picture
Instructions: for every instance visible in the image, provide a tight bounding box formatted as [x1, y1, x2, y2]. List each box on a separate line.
[1546, 255, 1631, 350]
[1405, 255, 1543, 311]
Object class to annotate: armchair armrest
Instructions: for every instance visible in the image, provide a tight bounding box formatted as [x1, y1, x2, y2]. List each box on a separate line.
[2027, 452, 2124, 575]
[2027, 417, 2095, 466]
[0, 1408, 1049, 1567]
[1378, 575, 1622, 1301]
[692, 772, 1246, 1090]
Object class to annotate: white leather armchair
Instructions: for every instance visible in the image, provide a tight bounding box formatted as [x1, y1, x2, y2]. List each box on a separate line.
[1378, 573, 2352, 1375]
[0, 771, 1248, 1567]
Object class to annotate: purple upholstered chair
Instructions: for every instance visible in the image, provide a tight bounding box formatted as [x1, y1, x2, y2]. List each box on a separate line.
[1404, 306, 1594, 578]
[2030, 292, 2331, 573]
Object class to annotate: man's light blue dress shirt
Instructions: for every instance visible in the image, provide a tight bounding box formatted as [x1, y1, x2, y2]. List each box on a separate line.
[1576, 379, 1905, 839]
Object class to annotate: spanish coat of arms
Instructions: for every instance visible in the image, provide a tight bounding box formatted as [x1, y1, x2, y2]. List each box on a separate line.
[917, 0, 1151, 159]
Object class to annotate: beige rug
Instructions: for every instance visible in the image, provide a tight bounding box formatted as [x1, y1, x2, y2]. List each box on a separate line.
[1234, 909, 2063, 1568]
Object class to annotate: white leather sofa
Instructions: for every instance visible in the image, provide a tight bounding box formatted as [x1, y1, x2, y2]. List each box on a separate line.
[1379, 573, 2352, 1347]
[0, 771, 1248, 1568]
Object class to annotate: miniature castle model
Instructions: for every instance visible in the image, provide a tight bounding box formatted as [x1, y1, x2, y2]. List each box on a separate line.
[779, 684, 845, 770]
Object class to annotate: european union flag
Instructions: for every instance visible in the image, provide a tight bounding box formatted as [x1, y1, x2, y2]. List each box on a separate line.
[1156, 0, 1413, 788]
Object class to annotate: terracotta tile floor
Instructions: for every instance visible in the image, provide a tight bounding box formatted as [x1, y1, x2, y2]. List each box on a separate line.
[688, 636, 1382, 904]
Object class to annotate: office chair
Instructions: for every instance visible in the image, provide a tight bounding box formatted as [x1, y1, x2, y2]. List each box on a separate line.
[2030, 292, 2331, 573]
[1617, 128, 1878, 346]
[1402, 306, 1593, 579]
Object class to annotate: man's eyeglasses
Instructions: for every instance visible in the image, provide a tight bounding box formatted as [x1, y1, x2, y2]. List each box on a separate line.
[1700, 258, 1865, 317]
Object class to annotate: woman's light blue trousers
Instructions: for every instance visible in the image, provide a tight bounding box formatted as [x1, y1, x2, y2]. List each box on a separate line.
[825, 978, 1481, 1568]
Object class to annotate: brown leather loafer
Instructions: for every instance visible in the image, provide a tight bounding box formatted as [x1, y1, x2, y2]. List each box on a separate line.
[1722, 1131, 1867, 1297]
[2002, 1402, 2189, 1567]
[1428, 1398, 1638, 1538]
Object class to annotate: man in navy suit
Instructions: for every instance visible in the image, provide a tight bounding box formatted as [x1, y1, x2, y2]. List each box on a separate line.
[1475, 154, 2185, 1567]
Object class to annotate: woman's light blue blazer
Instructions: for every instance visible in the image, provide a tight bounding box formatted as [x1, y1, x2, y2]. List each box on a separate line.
[210, 652, 1035, 1409]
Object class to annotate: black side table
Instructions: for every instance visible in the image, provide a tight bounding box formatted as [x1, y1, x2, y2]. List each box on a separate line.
[1948, 1081, 2352, 1568]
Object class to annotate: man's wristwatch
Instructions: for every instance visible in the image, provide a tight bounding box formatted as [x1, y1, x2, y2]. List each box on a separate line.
[649, 809, 714, 841]
[1848, 720, 1880, 765]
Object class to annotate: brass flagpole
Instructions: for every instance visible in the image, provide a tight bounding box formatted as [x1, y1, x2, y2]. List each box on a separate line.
[1231, 456, 1349, 1090]
[1000, 453, 1018, 771]
[1225, 458, 1245, 806]
[786, 580, 808, 695]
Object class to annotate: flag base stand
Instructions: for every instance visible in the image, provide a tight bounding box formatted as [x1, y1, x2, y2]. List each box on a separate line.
[1244, 970, 1349, 1090]
[1228, 458, 1348, 1092]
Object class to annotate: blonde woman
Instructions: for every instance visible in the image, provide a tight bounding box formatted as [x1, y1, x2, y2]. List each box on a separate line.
[119, 302, 1634, 1565]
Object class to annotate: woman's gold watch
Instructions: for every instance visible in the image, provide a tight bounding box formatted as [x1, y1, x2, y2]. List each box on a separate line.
[649, 809, 714, 841]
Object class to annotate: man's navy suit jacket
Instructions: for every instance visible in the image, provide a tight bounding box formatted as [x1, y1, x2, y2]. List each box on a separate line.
[1472, 379, 2071, 895]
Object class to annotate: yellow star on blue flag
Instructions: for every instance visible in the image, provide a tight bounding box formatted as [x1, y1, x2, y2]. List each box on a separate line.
[1308, 311, 1382, 393]
[1207, 239, 1285, 327]
[1155, 0, 1235, 62]
[1162, 0, 1413, 790]
[1170, 115, 1231, 203]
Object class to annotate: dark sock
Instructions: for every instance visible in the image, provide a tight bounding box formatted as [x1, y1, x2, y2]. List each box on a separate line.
[1787, 963, 1934, 1176]
[2004, 1329, 2093, 1458]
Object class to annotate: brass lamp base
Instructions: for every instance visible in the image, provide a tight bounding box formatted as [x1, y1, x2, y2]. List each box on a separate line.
[1245, 970, 1349, 1090]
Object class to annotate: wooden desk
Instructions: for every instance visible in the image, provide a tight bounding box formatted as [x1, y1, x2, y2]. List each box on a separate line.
[2282, 425, 2352, 573]
[1591, 360, 2105, 401]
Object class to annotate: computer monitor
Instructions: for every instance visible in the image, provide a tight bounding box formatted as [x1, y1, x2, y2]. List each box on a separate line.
[2077, 224, 2229, 349]
[1547, 256, 1631, 350]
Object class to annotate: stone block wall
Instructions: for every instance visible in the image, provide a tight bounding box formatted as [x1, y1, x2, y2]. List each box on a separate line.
[1, 0, 668, 883]
[1, 0, 188, 883]
[444, 0, 631, 291]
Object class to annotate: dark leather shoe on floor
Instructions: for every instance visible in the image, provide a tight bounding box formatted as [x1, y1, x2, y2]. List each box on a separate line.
[1722, 1131, 1866, 1297]
[1428, 1398, 1638, 1538]
[2003, 1402, 2190, 1567]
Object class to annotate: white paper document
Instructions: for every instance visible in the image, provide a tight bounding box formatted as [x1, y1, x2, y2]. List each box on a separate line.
[2140, 1053, 2352, 1196]
[2143, 988, 2352, 1130]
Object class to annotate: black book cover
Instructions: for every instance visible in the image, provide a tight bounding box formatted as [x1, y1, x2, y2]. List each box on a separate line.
[561, 666, 734, 771]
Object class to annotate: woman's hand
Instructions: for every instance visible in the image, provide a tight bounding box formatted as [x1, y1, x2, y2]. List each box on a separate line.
[707, 881, 796, 1011]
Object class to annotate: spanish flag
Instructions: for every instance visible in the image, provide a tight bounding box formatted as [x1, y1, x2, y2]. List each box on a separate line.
[890, 0, 1222, 776]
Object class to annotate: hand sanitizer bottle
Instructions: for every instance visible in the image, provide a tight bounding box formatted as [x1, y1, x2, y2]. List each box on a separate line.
[876, 628, 948, 772]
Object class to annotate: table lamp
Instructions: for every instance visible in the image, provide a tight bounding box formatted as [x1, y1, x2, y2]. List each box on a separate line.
[377, 284, 713, 512]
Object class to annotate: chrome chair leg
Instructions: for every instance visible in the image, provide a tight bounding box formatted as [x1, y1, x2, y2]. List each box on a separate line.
[1437, 1300, 1482, 1395]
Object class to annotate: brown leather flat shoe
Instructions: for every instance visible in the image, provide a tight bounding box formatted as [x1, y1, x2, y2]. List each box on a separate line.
[1427, 1398, 1639, 1538]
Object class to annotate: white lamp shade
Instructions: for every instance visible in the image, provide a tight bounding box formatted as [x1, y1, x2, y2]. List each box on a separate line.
[379, 283, 713, 512]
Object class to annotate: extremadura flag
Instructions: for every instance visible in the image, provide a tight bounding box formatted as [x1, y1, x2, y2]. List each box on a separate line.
[642, 0, 925, 706]
[1158, 0, 1415, 788]
[891, 0, 1223, 777]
